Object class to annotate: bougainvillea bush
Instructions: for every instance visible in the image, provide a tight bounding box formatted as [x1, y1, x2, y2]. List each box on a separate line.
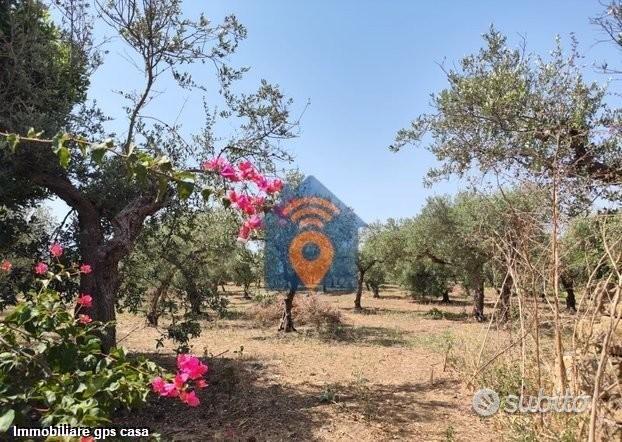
[0, 150, 279, 431]
[0, 250, 209, 432]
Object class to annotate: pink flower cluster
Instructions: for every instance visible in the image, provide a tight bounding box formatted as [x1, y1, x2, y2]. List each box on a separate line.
[77, 294, 93, 308]
[50, 242, 64, 258]
[151, 354, 208, 407]
[201, 157, 284, 242]
[32, 243, 95, 325]
[34, 262, 48, 275]
[1, 259, 11, 272]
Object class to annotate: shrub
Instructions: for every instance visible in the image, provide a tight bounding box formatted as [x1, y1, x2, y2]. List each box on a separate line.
[296, 294, 342, 330]
[248, 293, 342, 330]
[248, 300, 282, 326]
[425, 307, 446, 320]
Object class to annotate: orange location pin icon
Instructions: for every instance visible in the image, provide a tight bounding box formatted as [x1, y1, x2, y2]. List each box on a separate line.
[288, 230, 334, 289]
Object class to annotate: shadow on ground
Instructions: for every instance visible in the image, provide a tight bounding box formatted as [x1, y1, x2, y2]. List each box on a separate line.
[317, 324, 411, 347]
[319, 378, 459, 439]
[116, 354, 460, 441]
[420, 307, 471, 322]
[246, 324, 411, 348]
[116, 354, 329, 441]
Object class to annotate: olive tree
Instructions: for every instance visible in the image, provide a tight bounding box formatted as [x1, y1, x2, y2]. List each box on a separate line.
[0, 0, 297, 350]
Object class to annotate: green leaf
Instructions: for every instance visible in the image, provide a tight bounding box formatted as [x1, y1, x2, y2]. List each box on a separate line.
[156, 177, 169, 199]
[0, 409, 14, 433]
[176, 180, 195, 200]
[76, 137, 89, 156]
[52, 133, 71, 168]
[153, 156, 172, 171]
[57, 146, 71, 169]
[174, 172, 195, 200]
[5, 134, 19, 153]
[44, 390, 56, 404]
[53, 132, 70, 150]
[26, 127, 43, 139]
[201, 188, 211, 201]
[91, 146, 107, 164]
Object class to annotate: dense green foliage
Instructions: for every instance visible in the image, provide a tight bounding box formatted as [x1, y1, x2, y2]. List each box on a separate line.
[0, 207, 53, 308]
[0, 287, 160, 430]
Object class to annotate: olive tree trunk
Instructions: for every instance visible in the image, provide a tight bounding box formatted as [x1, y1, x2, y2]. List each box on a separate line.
[472, 275, 485, 322]
[560, 274, 576, 312]
[278, 286, 297, 332]
[354, 271, 365, 310]
[146, 269, 176, 326]
[355, 259, 376, 310]
[371, 283, 380, 298]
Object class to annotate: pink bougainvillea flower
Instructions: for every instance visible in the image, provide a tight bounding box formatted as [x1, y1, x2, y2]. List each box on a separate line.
[34, 262, 48, 275]
[244, 214, 263, 230]
[160, 382, 179, 398]
[183, 390, 200, 407]
[220, 164, 240, 181]
[237, 160, 257, 180]
[80, 437, 94, 442]
[237, 225, 251, 242]
[174, 372, 190, 389]
[177, 354, 208, 380]
[79, 263, 92, 274]
[78, 314, 92, 325]
[49, 242, 64, 257]
[252, 195, 266, 208]
[176, 353, 192, 370]
[227, 189, 240, 204]
[253, 174, 269, 192]
[0, 260, 12, 272]
[76, 294, 93, 308]
[151, 376, 166, 394]
[267, 178, 284, 194]
[153, 355, 208, 406]
[235, 195, 256, 215]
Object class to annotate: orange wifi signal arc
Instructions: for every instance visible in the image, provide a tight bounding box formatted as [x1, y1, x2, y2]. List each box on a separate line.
[299, 218, 325, 229]
[283, 197, 340, 231]
[290, 207, 333, 223]
[282, 197, 340, 217]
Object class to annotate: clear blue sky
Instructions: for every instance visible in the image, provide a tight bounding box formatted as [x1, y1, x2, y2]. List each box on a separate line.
[50, 0, 620, 224]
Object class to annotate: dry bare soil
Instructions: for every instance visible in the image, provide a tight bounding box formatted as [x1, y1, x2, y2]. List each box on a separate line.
[115, 288, 501, 441]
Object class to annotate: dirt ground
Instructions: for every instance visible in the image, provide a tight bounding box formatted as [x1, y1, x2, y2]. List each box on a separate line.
[115, 287, 502, 441]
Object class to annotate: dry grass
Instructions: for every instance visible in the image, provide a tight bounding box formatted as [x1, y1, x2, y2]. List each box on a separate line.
[114, 286, 506, 441]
